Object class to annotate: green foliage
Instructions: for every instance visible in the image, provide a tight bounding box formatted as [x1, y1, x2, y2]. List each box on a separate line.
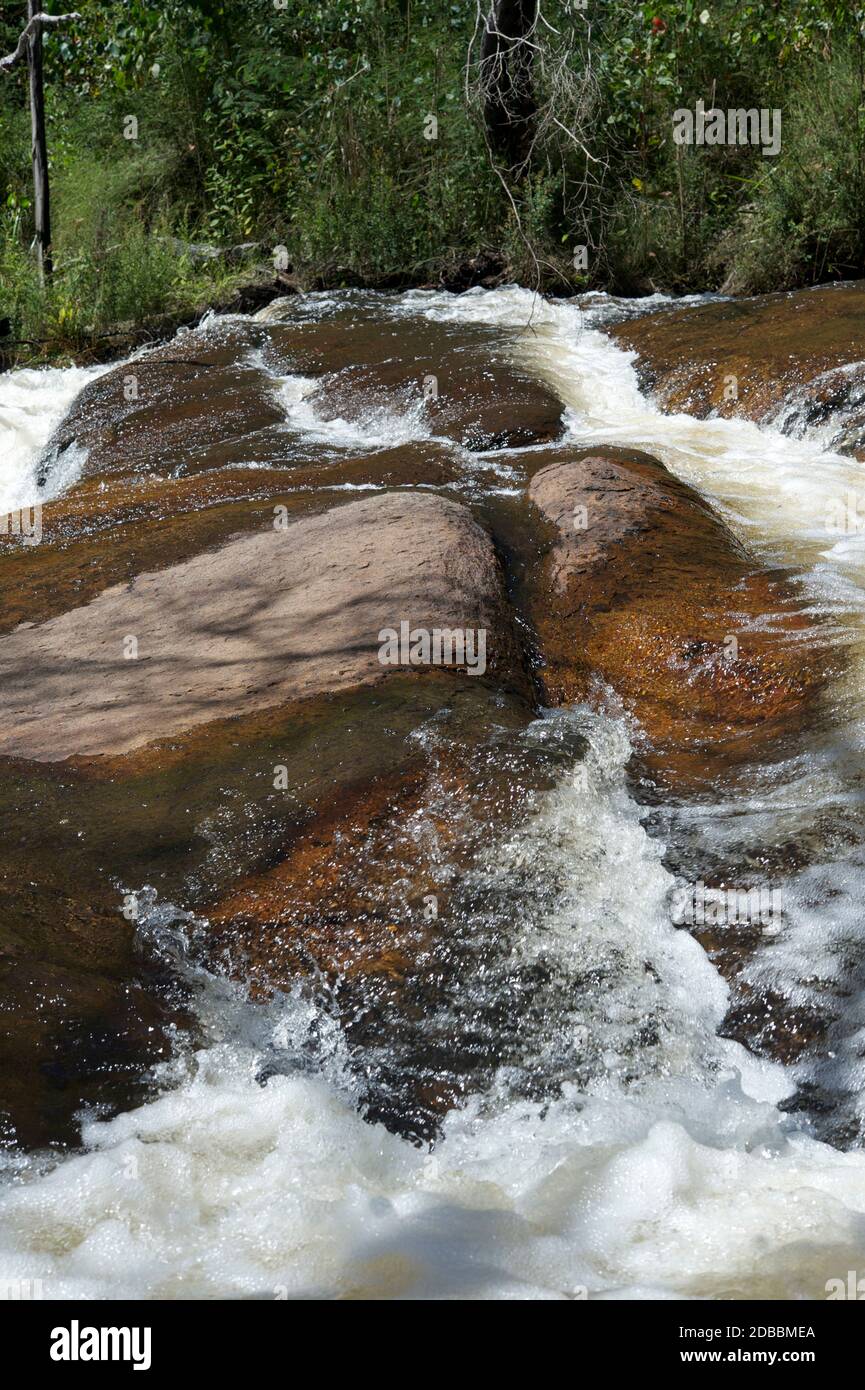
[717, 46, 865, 291]
[1, 0, 865, 361]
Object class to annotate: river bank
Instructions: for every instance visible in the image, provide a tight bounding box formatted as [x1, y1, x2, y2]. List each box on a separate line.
[0, 248, 529, 375]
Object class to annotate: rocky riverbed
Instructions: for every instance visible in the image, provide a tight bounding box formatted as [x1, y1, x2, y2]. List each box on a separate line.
[1, 283, 865, 1299]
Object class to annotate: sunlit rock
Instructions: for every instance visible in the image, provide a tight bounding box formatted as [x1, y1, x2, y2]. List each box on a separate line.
[524, 447, 834, 789]
[609, 281, 865, 445]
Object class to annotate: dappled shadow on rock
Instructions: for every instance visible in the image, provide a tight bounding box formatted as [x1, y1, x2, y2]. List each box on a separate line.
[0, 484, 530, 1147]
[0, 444, 476, 636]
[0, 492, 524, 761]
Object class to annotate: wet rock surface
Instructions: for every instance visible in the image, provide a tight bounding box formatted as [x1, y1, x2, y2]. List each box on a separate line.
[609, 280, 865, 444]
[1, 294, 545, 1145]
[524, 447, 833, 788]
[0, 290, 848, 1150]
[39, 320, 285, 485]
[37, 295, 564, 494]
[256, 295, 565, 448]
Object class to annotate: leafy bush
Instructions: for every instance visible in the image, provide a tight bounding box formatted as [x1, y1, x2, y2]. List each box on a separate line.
[716, 46, 865, 291]
[2, 0, 865, 364]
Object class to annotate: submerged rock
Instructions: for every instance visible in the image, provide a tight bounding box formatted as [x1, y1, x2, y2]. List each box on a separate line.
[765, 362, 865, 457]
[257, 295, 565, 449]
[0, 817, 185, 1151]
[36, 297, 564, 493]
[609, 281, 865, 446]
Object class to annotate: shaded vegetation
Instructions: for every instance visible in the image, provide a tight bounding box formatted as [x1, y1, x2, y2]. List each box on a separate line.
[1, 0, 864, 362]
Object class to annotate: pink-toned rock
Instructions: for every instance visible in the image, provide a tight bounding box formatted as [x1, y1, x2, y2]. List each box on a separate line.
[0, 492, 518, 761]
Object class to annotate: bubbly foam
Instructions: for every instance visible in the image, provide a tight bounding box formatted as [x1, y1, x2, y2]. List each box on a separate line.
[2, 708, 865, 1301]
[0, 363, 111, 512]
[275, 371, 434, 451]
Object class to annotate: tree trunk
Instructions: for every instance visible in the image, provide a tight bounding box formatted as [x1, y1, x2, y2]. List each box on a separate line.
[480, 0, 538, 173]
[27, 0, 52, 282]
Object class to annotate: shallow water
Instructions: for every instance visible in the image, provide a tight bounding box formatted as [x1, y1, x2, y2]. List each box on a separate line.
[2, 288, 865, 1300]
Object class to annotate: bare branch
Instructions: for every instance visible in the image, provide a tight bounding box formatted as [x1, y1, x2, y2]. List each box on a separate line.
[0, 12, 81, 74]
[463, 2, 612, 299]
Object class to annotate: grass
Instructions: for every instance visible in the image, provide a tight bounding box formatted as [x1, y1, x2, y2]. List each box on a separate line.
[0, 226, 263, 366]
[3, 12, 865, 367]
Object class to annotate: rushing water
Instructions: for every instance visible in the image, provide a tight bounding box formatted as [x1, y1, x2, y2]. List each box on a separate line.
[2, 289, 865, 1299]
[0, 362, 111, 515]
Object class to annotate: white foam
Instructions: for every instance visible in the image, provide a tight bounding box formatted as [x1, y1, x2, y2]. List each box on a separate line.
[0, 363, 111, 512]
[4, 1044, 865, 1301]
[2, 710, 865, 1301]
[274, 371, 434, 451]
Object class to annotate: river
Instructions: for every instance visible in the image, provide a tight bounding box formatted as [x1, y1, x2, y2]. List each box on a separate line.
[1, 287, 864, 1300]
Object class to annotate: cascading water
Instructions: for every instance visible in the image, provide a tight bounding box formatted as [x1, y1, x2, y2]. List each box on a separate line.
[0, 362, 110, 515]
[2, 288, 865, 1300]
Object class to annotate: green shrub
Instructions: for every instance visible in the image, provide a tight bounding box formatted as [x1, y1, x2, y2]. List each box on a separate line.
[716, 46, 865, 292]
[4, 0, 865, 364]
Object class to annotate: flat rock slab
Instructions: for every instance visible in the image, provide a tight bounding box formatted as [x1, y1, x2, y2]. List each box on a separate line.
[0, 443, 466, 637]
[0, 492, 516, 761]
[609, 280, 865, 443]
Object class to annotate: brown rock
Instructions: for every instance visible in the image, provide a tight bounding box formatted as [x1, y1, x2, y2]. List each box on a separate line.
[1, 289, 565, 1150]
[608, 281, 865, 440]
[0, 445, 462, 636]
[0, 473, 530, 1146]
[0, 492, 520, 762]
[39, 318, 284, 484]
[259, 298, 565, 450]
[37, 299, 564, 494]
[525, 448, 832, 788]
[197, 674, 544, 1141]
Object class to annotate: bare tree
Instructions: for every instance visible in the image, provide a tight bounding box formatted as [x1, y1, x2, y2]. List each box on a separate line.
[467, 2, 600, 286]
[1, 6, 81, 282]
[478, 0, 539, 174]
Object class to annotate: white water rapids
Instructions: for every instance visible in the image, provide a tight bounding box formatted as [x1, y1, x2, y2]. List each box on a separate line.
[1, 288, 865, 1299]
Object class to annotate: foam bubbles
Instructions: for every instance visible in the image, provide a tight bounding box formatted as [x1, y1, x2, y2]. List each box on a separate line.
[0, 363, 110, 512]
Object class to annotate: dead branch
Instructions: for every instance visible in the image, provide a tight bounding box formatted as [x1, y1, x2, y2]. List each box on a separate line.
[466, 1, 605, 291]
[0, 11, 80, 73]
